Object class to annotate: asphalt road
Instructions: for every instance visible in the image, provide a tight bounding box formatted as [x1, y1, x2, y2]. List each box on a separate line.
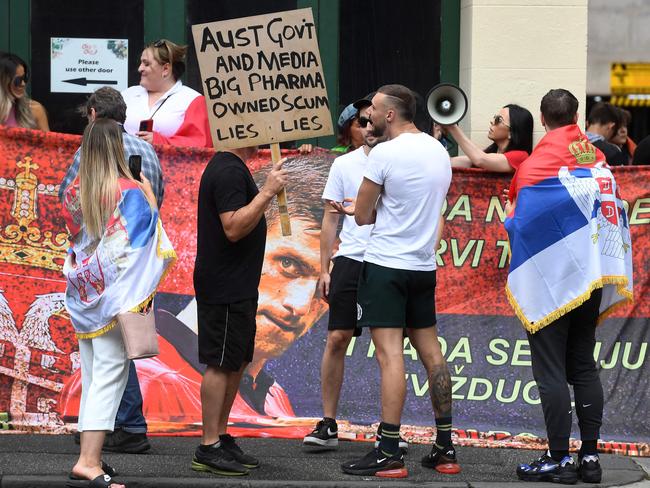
[0, 434, 647, 487]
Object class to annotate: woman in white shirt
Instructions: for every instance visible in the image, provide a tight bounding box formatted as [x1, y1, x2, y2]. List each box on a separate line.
[122, 39, 212, 148]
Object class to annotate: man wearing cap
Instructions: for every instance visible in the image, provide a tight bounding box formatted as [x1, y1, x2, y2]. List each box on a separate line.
[303, 95, 406, 451]
[331, 103, 366, 153]
[340, 84, 457, 478]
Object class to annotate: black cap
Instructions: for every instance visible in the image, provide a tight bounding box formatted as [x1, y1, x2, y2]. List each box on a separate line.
[353, 92, 376, 110]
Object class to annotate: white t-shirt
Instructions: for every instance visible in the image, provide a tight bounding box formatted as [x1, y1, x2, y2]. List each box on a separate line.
[122, 80, 201, 137]
[363, 132, 451, 271]
[322, 147, 372, 262]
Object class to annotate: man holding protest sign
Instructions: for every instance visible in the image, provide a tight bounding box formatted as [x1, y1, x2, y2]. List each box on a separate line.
[192, 8, 335, 238]
[190, 8, 335, 475]
[340, 85, 457, 478]
[192, 146, 287, 476]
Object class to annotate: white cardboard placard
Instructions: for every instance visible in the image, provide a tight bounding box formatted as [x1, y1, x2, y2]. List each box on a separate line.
[192, 8, 334, 149]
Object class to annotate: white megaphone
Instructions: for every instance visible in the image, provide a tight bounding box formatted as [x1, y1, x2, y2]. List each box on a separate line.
[426, 83, 468, 125]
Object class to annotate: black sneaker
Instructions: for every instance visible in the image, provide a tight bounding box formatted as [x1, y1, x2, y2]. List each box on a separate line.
[341, 447, 408, 478]
[191, 444, 248, 476]
[374, 433, 409, 452]
[102, 430, 151, 454]
[516, 451, 578, 484]
[421, 444, 461, 474]
[303, 418, 338, 448]
[578, 454, 602, 483]
[220, 434, 259, 469]
[74, 430, 150, 454]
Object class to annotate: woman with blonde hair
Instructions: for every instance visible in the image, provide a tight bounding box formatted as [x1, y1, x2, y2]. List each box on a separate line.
[62, 118, 175, 488]
[122, 39, 212, 147]
[0, 52, 49, 130]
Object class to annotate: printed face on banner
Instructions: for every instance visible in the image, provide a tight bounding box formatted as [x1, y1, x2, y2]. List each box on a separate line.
[191, 8, 334, 149]
[256, 217, 325, 358]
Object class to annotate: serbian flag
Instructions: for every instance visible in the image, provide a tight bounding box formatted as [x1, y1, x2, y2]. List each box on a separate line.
[505, 125, 633, 333]
[62, 178, 176, 338]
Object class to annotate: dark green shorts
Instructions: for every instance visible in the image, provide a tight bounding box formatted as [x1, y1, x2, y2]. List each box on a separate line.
[356, 261, 437, 328]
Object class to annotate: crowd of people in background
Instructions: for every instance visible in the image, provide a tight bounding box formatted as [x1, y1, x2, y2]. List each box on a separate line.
[1, 40, 212, 148]
[2, 40, 650, 163]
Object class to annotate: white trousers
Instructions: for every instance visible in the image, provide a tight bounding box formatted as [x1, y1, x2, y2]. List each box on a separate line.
[77, 326, 130, 432]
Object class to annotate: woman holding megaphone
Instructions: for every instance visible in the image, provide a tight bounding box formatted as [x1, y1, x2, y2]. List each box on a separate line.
[445, 104, 533, 172]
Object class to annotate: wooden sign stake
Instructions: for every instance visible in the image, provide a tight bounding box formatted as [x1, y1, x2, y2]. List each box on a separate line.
[271, 143, 291, 236]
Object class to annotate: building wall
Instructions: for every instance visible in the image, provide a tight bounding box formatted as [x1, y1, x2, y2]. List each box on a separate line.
[459, 0, 588, 148]
[587, 0, 650, 95]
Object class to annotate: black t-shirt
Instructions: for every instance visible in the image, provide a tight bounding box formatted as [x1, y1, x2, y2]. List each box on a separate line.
[193, 152, 266, 304]
[593, 139, 627, 166]
[632, 135, 650, 165]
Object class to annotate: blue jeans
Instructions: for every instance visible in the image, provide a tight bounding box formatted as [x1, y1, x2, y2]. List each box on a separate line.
[114, 360, 147, 433]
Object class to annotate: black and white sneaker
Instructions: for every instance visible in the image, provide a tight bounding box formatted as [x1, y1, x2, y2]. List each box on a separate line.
[341, 447, 408, 478]
[516, 451, 578, 484]
[374, 433, 409, 452]
[220, 434, 259, 469]
[303, 418, 338, 448]
[191, 443, 248, 476]
[578, 454, 602, 483]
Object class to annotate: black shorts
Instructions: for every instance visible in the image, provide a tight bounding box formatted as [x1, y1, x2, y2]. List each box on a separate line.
[197, 298, 257, 371]
[357, 261, 437, 329]
[328, 256, 362, 336]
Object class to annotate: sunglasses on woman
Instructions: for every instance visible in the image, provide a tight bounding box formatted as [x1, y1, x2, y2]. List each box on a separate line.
[13, 75, 28, 87]
[358, 116, 372, 128]
[492, 114, 511, 128]
[152, 39, 173, 65]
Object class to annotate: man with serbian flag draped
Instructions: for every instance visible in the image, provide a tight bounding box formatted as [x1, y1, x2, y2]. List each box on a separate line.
[506, 89, 633, 485]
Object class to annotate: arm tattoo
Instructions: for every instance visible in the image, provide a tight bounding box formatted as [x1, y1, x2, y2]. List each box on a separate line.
[429, 364, 452, 417]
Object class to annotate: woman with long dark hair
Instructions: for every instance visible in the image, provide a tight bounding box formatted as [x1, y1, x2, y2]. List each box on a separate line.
[446, 104, 533, 172]
[608, 107, 635, 164]
[0, 52, 49, 130]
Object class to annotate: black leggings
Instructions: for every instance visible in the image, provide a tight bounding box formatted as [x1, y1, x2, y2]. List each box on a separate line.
[527, 288, 603, 451]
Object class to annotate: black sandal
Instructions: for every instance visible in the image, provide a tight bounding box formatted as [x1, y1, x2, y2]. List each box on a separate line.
[66, 473, 122, 487]
[101, 461, 117, 477]
[67, 462, 121, 487]
[69, 461, 117, 479]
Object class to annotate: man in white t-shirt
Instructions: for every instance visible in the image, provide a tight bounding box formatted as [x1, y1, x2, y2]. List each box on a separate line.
[340, 85, 458, 478]
[303, 95, 407, 451]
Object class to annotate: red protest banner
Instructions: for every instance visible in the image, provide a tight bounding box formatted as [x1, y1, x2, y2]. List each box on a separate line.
[0, 127, 647, 455]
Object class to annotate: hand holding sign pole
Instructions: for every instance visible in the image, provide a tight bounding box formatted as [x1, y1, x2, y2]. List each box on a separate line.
[192, 8, 333, 237]
[271, 143, 292, 236]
